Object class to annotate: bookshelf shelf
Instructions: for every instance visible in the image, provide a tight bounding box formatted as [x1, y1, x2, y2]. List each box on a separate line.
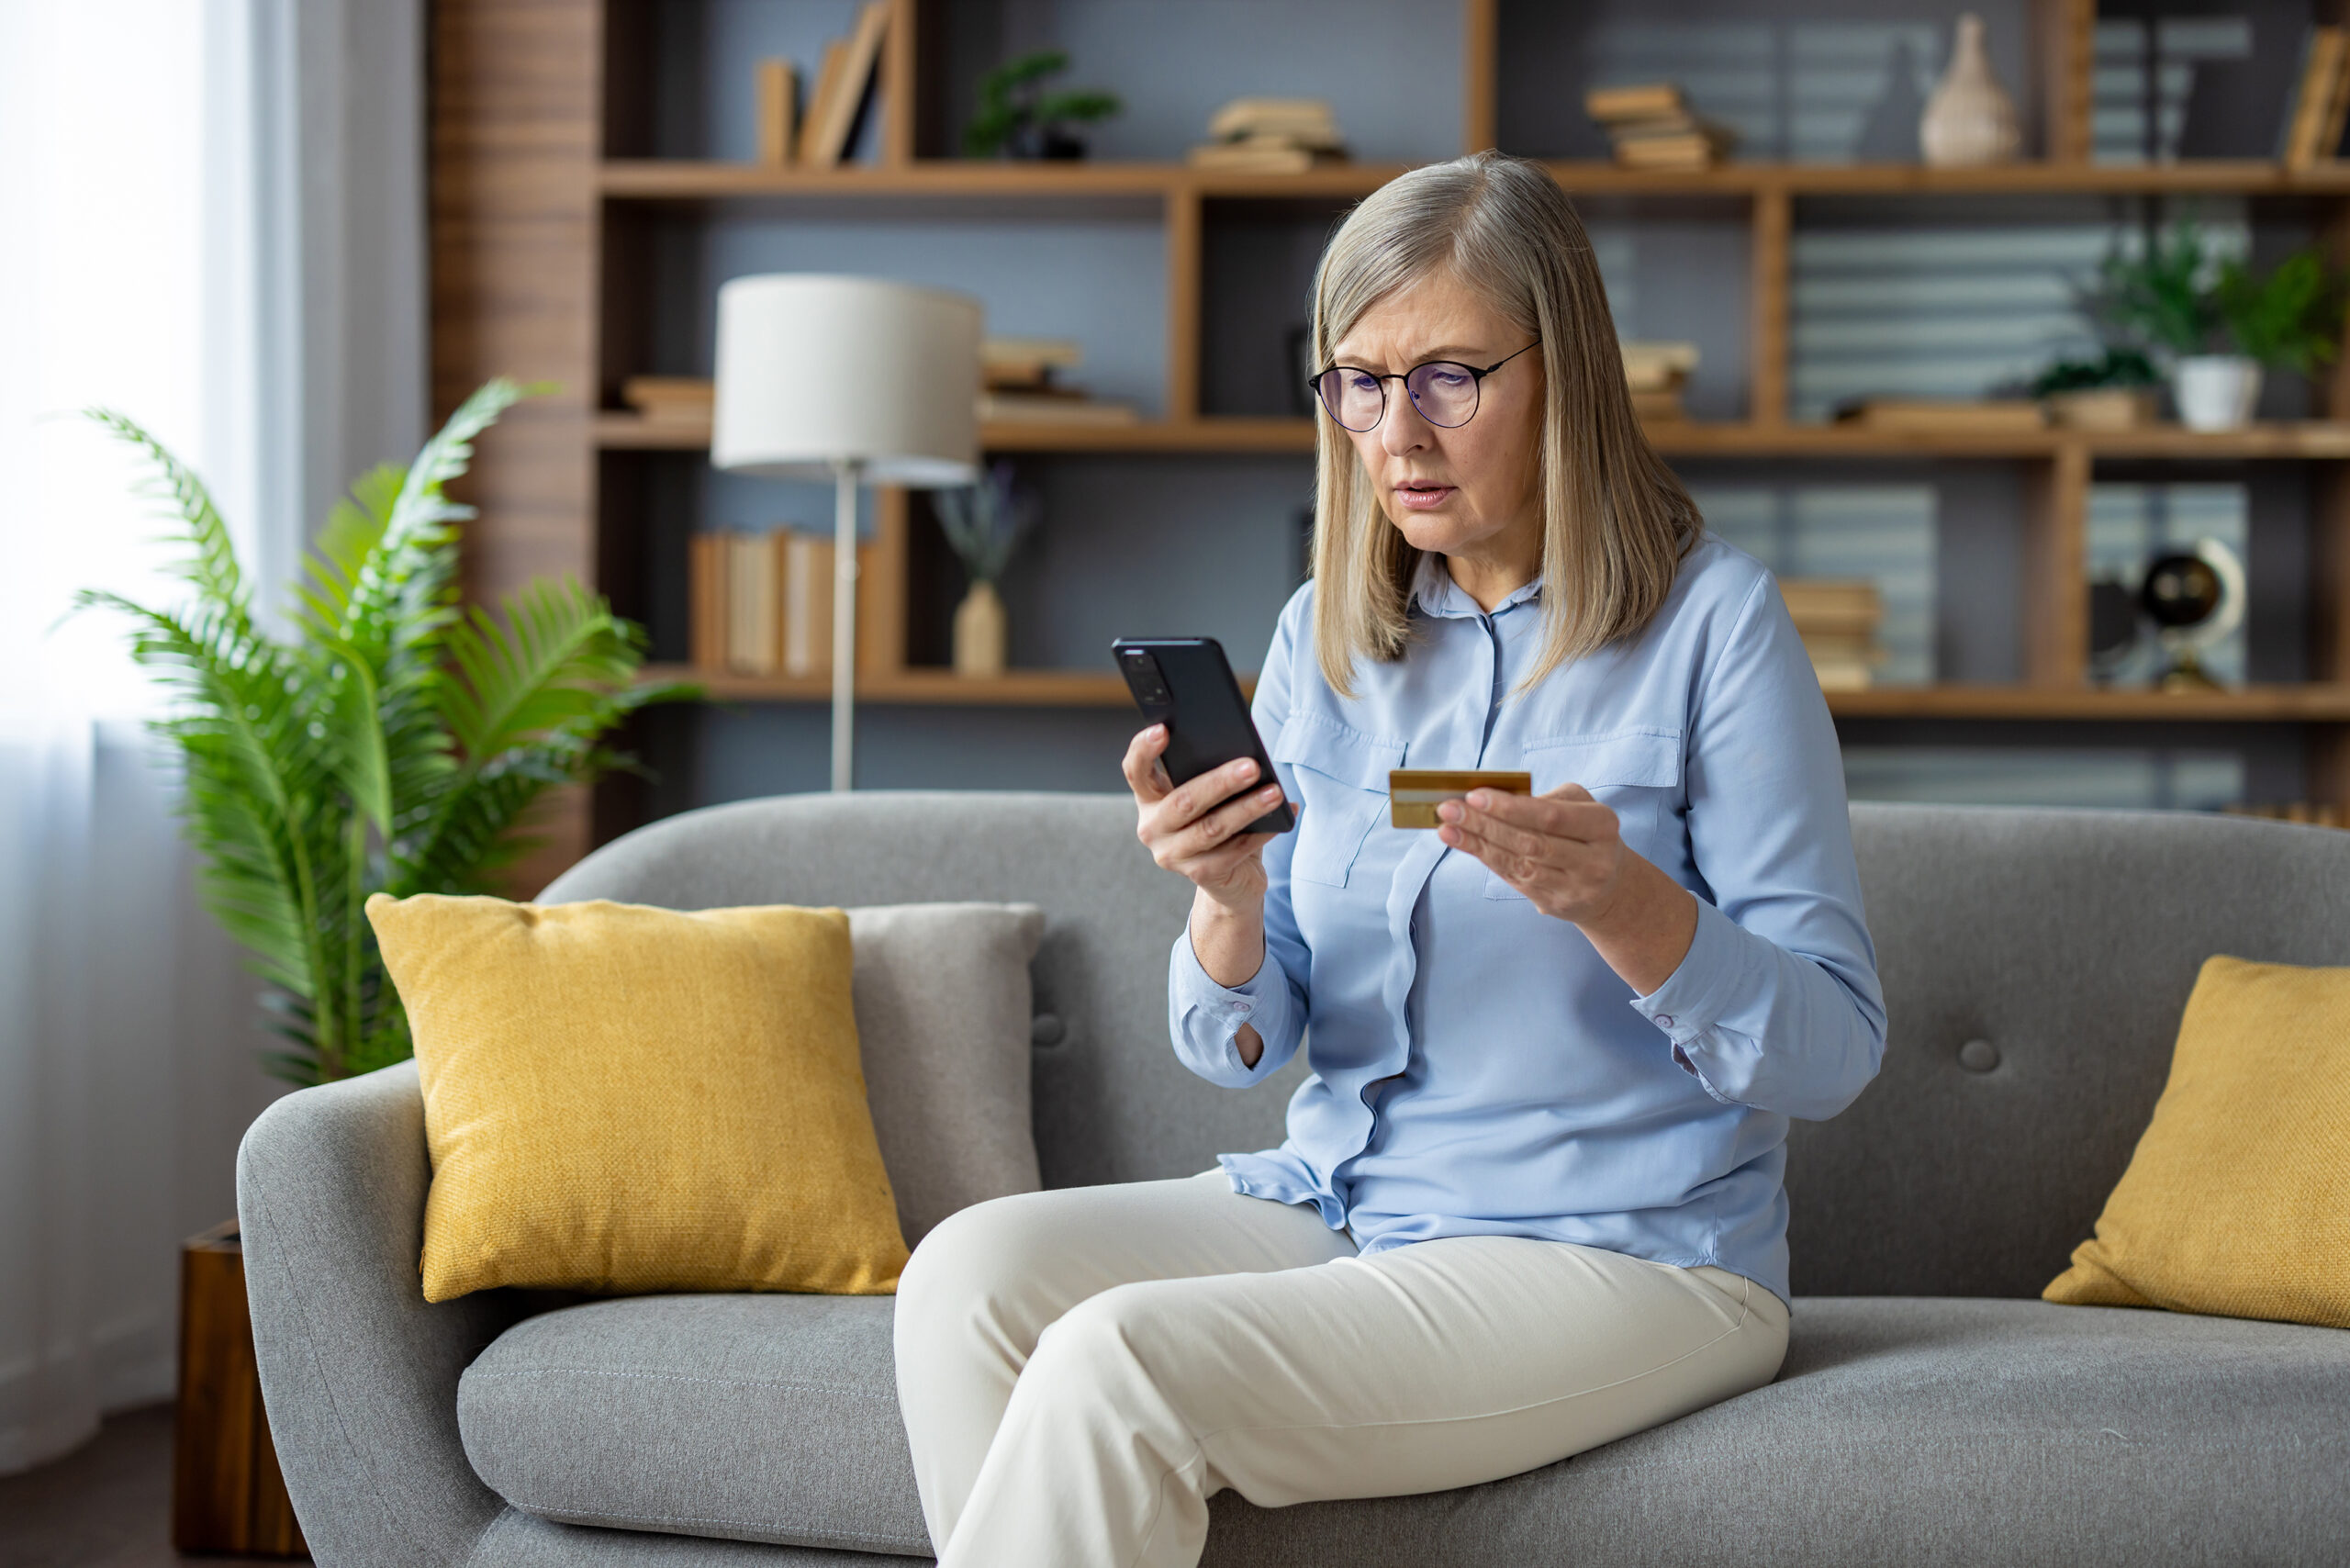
[599, 158, 2350, 206]
[643, 666, 2350, 723]
[596, 413, 2350, 463]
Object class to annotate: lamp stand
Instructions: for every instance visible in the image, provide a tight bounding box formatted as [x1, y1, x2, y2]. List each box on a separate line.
[830, 456, 863, 792]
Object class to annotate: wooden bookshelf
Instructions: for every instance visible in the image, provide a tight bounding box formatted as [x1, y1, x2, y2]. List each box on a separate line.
[432, 0, 2350, 878]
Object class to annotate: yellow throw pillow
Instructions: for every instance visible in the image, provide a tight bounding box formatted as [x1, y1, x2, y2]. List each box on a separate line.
[367, 893, 908, 1303]
[2044, 955, 2350, 1329]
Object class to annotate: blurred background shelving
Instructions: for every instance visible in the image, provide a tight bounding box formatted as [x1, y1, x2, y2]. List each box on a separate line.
[431, 0, 2350, 875]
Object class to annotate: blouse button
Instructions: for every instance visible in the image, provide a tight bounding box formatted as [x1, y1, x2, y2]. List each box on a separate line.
[1655, 1013, 1675, 1029]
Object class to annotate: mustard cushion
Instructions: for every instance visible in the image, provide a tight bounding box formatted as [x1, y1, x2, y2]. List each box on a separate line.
[366, 893, 907, 1303]
[2043, 954, 2350, 1329]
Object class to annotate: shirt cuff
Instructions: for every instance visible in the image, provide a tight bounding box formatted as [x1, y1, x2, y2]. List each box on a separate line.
[1629, 896, 1747, 1103]
[1169, 929, 1289, 1084]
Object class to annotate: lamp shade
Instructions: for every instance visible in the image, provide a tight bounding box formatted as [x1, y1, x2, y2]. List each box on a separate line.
[711, 274, 982, 487]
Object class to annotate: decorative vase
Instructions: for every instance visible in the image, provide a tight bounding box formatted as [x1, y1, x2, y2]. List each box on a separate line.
[1920, 14, 2020, 167]
[2173, 356, 2262, 431]
[953, 580, 1008, 678]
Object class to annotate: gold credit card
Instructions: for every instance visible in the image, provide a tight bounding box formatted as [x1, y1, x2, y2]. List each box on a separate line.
[1388, 768, 1533, 828]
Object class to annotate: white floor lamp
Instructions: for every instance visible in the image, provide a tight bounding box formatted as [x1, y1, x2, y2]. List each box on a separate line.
[711, 275, 982, 791]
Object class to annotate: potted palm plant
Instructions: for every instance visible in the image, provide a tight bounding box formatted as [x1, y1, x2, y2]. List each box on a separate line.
[78, 377, 693, 1087]
[2201, 249, 2347, 430]
[2095, 222, 2349, 431]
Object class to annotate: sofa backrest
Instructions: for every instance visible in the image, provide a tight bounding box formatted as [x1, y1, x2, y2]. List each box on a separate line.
[543, 794, 2350, 1300]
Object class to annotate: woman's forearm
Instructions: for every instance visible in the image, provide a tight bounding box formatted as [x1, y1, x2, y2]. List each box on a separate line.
[1577, 852, 1699, 998]
[1190, 891, 1269, 1067]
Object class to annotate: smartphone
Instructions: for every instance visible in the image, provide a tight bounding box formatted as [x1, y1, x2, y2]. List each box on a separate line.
[1112, 637, 1295, 834]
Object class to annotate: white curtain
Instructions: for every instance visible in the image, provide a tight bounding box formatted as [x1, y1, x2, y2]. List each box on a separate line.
[0, 0, 426, 1474]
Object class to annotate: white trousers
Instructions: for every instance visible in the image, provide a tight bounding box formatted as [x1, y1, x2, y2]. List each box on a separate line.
[892, 1170, 1788, 1567]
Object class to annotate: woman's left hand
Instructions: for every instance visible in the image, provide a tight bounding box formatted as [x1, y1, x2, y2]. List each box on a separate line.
[1437, 784, 1628, 924]
[1437, 784, 1699, 994]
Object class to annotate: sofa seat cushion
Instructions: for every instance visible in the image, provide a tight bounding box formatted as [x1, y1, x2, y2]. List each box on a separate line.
[1205, 1296, 2350, 1567]
[461, 1294, 2350, 1565]
[458, 1294, 928, 1556]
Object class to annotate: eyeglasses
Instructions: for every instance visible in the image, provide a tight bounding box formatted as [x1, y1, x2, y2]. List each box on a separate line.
[1307, 342, 1539, 432]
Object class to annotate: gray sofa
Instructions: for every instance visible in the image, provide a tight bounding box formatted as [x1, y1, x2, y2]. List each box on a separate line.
[239, 794, 2350, 1566]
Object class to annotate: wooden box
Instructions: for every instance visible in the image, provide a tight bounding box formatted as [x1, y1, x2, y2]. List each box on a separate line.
[173, 1221, 307, 1556]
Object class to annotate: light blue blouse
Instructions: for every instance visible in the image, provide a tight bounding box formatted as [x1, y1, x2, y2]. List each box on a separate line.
[1166, 536, 1886, 1305]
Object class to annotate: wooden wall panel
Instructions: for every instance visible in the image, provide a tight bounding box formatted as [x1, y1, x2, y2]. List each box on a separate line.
[432, 0, 604, 880]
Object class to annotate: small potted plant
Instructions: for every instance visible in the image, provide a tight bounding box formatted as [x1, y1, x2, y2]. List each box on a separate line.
[2198, 249, 2347, 431]
[2030, 347, 2160, 431]
[962, 50, 1122, 161]
[932, 461, 1037, 678]
[2092, 220, 2219, 421]
[2093, 221, 2349, 431]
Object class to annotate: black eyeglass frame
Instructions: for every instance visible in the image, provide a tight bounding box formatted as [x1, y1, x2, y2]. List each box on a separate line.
[1306, 341, 1540, 431]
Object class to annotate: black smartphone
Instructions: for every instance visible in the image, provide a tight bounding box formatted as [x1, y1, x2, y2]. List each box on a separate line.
[1113, 637, 1295, 834]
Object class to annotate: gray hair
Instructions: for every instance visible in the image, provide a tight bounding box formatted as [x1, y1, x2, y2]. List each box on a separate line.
[1307, 151, 1700, 696]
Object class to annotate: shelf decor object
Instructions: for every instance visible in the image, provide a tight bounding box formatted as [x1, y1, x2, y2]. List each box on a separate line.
[712, 274, 982, 790]
[1920, 14, 2020, 167]
[934, 461, 1038, 678]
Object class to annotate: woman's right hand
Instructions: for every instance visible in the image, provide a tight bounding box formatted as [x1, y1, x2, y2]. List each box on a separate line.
[1121, 724, 1293, 913]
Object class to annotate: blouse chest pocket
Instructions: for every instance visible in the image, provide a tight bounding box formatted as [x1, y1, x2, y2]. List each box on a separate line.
[1483, 728, 1684, 902]
[1272, 716, 1406, 889]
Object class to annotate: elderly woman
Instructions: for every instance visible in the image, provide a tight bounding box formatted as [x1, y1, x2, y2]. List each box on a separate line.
[893, 151, 1886, 1568]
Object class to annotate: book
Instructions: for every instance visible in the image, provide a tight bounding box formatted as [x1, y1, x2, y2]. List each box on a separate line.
[1186, 141, 1346, 174]
[1833, 398, 2046, 434]
[1613, 126, 1735, 169]
[801, 1, 890, 169]
[2284, 28, 2347, 168]
[724, 532, 779, 676]
[1620, 340, 1698, 394]
[982, 337, 1082, 390]
[1807, 654, 1876, 691]
[1628, 387, 1685, 421]
[621, 376, 715, 422]
[1585, 83, 1686, 123]
[756, 59, 798, 166]
[784, 534, 835, 678]
[2319, 34, 2350, 163]
[796, 39, 850, 164]
[1207, 97, 1337, 142]
[977, 393, 1139, 424]
[1779, 578, 1883, 637]
[689, 533, 728, 673]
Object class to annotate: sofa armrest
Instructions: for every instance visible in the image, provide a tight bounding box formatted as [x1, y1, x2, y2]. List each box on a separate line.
[238, 1059, 530, 1568]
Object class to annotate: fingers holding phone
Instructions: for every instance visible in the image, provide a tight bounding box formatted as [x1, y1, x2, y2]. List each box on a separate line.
[1123, 723, 1292, 909]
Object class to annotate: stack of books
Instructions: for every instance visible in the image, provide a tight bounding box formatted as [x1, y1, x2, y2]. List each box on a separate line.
[976, 337, 1136, 425]
[1621, 341, 1697, 421]
[1833, 398, 2047, 435]
[757, 0, 890, 170]
[2278, 26, 2350, 169]
[1779, 578, 1884, 691]
[689, 531, 845, 678]
[1584, 84, 1735, 171]
[621, 376, 715, 425]
[1187, 98, 1348, 174]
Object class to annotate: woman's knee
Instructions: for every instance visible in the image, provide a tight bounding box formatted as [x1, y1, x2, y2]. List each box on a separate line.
[897, 1190, 1077, 1334]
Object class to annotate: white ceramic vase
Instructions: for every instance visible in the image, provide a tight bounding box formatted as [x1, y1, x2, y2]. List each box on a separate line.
[953, 580, 1008, 678]
[2173, 356, 2262, 431]
[1920, 14, 2020, 167]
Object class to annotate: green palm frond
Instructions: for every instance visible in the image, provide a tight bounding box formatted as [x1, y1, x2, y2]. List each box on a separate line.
[85, 408, 253, 630]
[78, 383, 695, 1086]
